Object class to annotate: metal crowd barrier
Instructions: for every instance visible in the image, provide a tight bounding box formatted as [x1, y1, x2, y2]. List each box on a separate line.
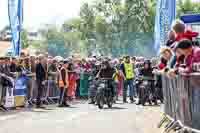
[26, 74, 59, 105]
[0, 73, 15, 110]
[161, 73, 200, 132]
[0, 72, 61, 110]
[0, 70, 86, 110]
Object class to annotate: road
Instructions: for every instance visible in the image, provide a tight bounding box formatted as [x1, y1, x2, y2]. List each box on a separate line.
[0, 101, 162, 133]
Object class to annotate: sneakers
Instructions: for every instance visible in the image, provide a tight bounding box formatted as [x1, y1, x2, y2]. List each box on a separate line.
[136, 102, 141, 105]
[123, 101, 128, 103]
[130, 98, 136, 103]
[130, 100, 135, 103]
[63, 104, 70, 107]
[88, 101, 95, 104]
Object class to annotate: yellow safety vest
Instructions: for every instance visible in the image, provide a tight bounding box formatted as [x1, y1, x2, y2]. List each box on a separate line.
[113, 68, 119, 82]
[124, 63, 134, 79]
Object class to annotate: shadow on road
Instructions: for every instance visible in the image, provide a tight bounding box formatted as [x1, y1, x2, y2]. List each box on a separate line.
[103, 107, 127, 110]
[31, 110, 51, 113]
[143, 104, 161, 108]
[115, 102, 124, 105]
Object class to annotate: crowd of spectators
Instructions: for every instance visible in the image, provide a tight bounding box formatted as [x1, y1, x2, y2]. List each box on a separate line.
[157, 20, 200, 76]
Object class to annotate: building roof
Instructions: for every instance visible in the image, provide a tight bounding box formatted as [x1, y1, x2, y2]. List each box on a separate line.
[181, 14, 200, 24]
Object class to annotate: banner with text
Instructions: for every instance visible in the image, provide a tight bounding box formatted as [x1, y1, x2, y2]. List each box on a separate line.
[8, 0, 23, 56]
[154, 0, 176, 53]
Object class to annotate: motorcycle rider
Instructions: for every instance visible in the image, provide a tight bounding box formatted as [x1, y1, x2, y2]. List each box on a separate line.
[120, 56, 136, 103]
[137, 60, 155, 105]
[96, 60, 116, 98]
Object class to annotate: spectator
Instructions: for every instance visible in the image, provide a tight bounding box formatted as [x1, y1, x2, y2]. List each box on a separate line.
[58, 60, 70, 107]
[165, 30, 176, 48]
[48, 59, 58, 92]
[35, 55, 46, 108]
[170, 20, 199, 69]
[67, 62, 77, 100]
[172, 20, 199, 42]
[10, 58, 17, 73]
[161, 47, 172, 58]
[74, 60, 81, 99]
[175, 39, 200, 73]
[120, 56, 136, 103]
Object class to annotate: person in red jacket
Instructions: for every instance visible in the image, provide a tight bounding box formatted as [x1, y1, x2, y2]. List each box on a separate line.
[169, 20, 199, 70]
[172, 20, 199, 42]
[175, 39, 200, 73]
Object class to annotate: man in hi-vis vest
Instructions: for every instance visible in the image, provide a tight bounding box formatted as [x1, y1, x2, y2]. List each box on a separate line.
[58, 60, 70, 107]
[120, 56, 136, 103]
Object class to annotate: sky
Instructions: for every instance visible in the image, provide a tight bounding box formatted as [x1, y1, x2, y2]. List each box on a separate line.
[0, 0, 93, 30]
[0, 0, 199, 30]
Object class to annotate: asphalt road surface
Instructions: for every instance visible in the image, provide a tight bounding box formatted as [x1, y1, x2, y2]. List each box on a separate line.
[0, 101, 162, 133]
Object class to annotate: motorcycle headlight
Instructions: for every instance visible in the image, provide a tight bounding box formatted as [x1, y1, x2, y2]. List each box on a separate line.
[99, 83, 106, 88]
[143, 81, 148, 85]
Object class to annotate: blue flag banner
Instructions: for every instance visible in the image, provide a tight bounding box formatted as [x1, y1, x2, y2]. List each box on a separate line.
[8, 0, 23, 56]
[154, 0, 176, 52]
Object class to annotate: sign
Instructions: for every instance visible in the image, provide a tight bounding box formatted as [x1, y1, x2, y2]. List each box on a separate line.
[8, 0, 23, 56]
[15, 76, 27, 96]
[14, 76, 27, 107]
[5, 86, 15, 108]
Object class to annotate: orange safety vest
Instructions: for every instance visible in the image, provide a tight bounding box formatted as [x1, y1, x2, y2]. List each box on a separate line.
[59, 67, 69, 88]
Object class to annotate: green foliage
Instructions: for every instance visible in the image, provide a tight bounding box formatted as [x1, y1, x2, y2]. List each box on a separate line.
[62, 18, 82, 32]
[21, 30, 29, 49]
[44, 0, 157, 57]
[177, 0, 200, 18]
[39, 0, 200, 58]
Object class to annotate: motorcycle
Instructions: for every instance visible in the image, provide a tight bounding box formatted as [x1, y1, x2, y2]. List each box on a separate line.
[137, 76, 155, 106]
[96, 78, 114, 109]
[88, 75, 99, 104]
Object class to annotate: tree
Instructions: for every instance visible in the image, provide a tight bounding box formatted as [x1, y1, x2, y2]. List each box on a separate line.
[38, 0, 163, 57]
[79, 3, 95, 40]
[21, 30, 29, 48]
[177, 0, 200, 18]
[146, 0, 156, 32]
[62, 18, 82, 32]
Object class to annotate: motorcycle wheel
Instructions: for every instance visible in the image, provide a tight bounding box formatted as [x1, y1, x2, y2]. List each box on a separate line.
[107, 96, 113, 108]
[140, 87, 146, 106]
[97, 93, 104, 109]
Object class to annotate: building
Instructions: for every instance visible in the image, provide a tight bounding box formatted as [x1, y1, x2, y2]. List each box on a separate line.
[181, 14, 200, 40]
[0, 26, 43, 42]
[27, 30, 43, 42]
[0, 27, 12, 41]
[0, 41, 11, 56]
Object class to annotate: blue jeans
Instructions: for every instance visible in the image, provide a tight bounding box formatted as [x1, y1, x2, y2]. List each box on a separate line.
[123, 79, 135, 101]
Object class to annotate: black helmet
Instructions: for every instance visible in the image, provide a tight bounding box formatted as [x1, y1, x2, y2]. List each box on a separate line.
[144, 60, 151, 65]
